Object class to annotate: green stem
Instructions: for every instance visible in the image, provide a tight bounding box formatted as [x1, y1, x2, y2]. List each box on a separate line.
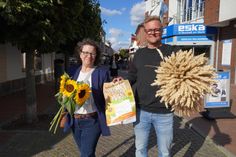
[54, 108, 63, 134]
[49, 106, 63, 133]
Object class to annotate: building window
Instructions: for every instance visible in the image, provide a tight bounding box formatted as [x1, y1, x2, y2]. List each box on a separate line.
[21, 50, 42, 72]
[179, 0, 205, 23]
[151, 0, 160, 8]
[22, 52, 26, 72]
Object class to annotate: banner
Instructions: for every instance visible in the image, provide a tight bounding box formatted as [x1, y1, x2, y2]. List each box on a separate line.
[103, 80, 136, 126]
[205, 71, 230, 108]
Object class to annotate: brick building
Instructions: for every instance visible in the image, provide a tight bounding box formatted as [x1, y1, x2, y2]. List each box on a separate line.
[134, 0, 236, 90]
[204, 0, 236, 86]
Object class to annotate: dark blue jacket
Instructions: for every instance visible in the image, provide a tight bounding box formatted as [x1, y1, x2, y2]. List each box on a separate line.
[64, 65, 111, 136]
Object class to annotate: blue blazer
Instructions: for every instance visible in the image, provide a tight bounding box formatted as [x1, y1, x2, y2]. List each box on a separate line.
[64, 65, 111, 136]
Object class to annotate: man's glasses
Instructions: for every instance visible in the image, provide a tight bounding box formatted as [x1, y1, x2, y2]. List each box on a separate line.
[145, 28, 163, 35]
[81, 51, 96, 57]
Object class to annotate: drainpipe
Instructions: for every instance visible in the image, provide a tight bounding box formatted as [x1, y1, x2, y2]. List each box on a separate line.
[215, 27, 220, 70]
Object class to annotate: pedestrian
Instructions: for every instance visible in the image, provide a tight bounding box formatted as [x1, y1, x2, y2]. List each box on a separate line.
[64, 38, 110, 157]
[67, 60, 81, 77]
[109, 54, 119, 78]
[113, 15, 179, 157]
[54, 59, 64, 90]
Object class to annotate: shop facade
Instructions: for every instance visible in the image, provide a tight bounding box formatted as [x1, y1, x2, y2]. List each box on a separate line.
[162, 23, 217, 65]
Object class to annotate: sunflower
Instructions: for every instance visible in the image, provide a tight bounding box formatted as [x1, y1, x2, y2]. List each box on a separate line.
[74, 83, 91, 106]
[59, 75, 68, 94]
[62, 80, 77, 97]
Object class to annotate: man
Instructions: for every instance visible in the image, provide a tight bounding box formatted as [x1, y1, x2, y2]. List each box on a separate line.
[211, 83, 221, 97]
[114, 15, 179, 157]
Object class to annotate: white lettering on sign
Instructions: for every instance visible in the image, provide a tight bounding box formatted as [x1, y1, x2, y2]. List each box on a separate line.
[178, 24, 205, 32]
[163, 28, 167, 35]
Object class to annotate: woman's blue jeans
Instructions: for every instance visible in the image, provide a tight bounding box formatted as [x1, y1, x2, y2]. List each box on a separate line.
[72, 117, 101, 157]
[134, 109, 173, 157]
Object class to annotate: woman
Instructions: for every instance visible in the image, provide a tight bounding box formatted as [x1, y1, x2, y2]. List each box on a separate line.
[64, 39, 110, 157]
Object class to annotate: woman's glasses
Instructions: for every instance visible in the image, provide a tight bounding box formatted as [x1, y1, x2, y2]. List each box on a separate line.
[81, 51, 96, 57]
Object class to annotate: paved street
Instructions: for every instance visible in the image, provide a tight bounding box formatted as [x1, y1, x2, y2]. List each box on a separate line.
[0, 116, 228, 157]
[0, 70, 233, 157]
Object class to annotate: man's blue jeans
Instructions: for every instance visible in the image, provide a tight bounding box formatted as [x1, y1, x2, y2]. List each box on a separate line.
[134, 109, 174, 157]
[72, 117, 101, 157]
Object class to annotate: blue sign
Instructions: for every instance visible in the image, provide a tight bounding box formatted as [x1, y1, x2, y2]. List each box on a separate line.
[162, 23, 217, 38]
[176, 35, 213, 42]
[215, 71, 230, 79]
[162, 27, 167, 38]
[162, 37, 173, 44]
[166, 37, 173, 43]
[205, 102, 229, 108]
[174, 23, 205, 35]
[162, 25, 174, 38]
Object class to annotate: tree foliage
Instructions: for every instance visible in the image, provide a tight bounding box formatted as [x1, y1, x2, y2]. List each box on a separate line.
[60, 0, 103, 55]
[119, 48, 129, 59]
[0, 0, 85, 52]
[0, 0, 103, 123]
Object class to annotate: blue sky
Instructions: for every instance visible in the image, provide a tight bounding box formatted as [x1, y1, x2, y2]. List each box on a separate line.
[99, 0, 146, 51]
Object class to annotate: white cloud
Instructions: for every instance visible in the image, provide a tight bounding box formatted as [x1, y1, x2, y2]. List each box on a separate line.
[130, 2, 146, 26]
[109, 40, 130, 51]
[100, 6, 122, 16]
[107, 28, 130, 50]
[109, 28, 124, 37]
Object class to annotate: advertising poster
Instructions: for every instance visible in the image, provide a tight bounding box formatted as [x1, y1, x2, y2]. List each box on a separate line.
[103, 80, 136, 126]
[205, 71, 230, 108]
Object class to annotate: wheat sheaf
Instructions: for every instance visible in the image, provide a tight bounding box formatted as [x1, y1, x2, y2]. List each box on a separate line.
[152, 49, 217, 116]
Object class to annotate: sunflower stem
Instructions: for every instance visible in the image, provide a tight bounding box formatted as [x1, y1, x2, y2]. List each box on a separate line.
[49, 106, 63, 133]
[54, 109, 63, 134]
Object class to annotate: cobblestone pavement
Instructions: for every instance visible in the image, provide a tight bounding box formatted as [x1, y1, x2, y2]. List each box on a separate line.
[0, 70, 233, 157]
[0, 116, 228, 157]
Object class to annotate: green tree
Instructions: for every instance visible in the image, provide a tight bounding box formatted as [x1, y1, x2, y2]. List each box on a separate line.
[60, 0, 103, 71]
[119, 48, 129, 59]
[0, 0, 102, 123]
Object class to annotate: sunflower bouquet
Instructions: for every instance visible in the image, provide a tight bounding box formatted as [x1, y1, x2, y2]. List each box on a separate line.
[49, 72, 91, 134]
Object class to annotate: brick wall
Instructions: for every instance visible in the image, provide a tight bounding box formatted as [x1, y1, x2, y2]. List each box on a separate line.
[0, 74, 54, 96]
[204, 0, 220, 25]
[136, 26, 147, 47]
[217, 20, 236, 83]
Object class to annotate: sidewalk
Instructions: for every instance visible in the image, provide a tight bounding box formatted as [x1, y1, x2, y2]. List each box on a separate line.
[182, 84, 236, 156]
[0, 79, 235, 157]
[0, 81, 56, 148]
[120, 70, 236, 156]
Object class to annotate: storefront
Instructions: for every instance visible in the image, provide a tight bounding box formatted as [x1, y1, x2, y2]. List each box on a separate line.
[162, 23, 217, 65]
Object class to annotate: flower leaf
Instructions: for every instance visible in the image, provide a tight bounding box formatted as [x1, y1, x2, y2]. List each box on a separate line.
[64, 98, 74, 115]
[62, 95, 69, 105]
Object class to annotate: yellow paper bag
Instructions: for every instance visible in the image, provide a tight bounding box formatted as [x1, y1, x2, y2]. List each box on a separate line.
[103, 80, 136, 126]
